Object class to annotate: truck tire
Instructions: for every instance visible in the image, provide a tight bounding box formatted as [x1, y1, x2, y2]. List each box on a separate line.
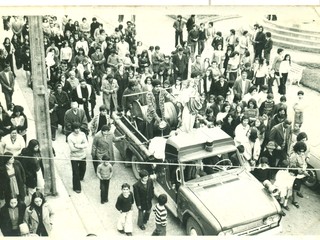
[131, 155, 142, 179]
[186, 217, 203, 236]
[304, 164, 319, 189]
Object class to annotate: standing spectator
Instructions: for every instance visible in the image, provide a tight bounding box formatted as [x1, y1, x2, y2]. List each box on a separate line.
[289, 141, 309, 208]
[1, 127, 25, 156]
[90, 17, 100, 39]
[122, 81, 141, 113]
[221, 113, 236, 138]
[0, 63, 15, 110]
[264, 32, 273, 62]
[188, 24, 199, 56]
[91, 46, 106, 86]
[173, 15, 184, 47]
[21, 46, 32, 88]
[11, 34, 22, 70]
[91, 124, 125, 173]
[79, 17, 90, 36]
[172, 47, 188, 80]
[3, 37, 15, 77]
[48, 87, 58, 141]
[234, 116, 250, 145]
[213, 75, 229, 99]
[233, 70, 252, 98]
[133, 169, 155, 230]
[253, 58, 268, 92]
[67, 122, 88, 193]
[242, 128, 261, 169]
[114, 64, 129, 109]
[11, 16, 24, 40]
[227, 51, 240, 84]
[226, 29, 237, 51]
[0, 197, 26, 236]
[211, 31, 223, 51]
[101, 74, 119, 116]
[273, 160, 295, 213]
[186, 15, 195, 33]
[59, 41, 72, 64]
[0, 103, 11, 137]
[115, 183, 134, 236]
[198, 23, 206, 55]
[253, 25, 266, 60]
[237, 30, 249, 59]
[269, 120, 292, 166]
[0, 152, 26, 203]
[90, 105, 112, 136]
[151, 46, 165, 76]
[75, 36, 89, 56]
[54, 84, 70, 133]
[18, 139, 44, 202]
[191, 55, 202, 76]
[271, 48, 284, 88]
[24, 191, 54, 236]
[10, 105, 28, 143]
[292, 90, 306, 134]
[151, 194, 168, 236]
[71, 79, 96, 122]
[252, 157, 271, 182]
[278, 54, 291, 96]
[64, 101, 88, 140]
[97, 156, 113, 204]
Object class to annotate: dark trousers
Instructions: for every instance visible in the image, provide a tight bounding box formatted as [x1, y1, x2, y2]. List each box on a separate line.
[71, 159, 86, 191]
[278, 73, 288, 95]
[92, 155, 99, 173]
[137, 208, 151, 227]
[4, 91, 13, 110]
[152, 224, 166, 236]
[175, 31, 183, 47]
[198, 40, 205, 55]
[100, 179, 110, 202]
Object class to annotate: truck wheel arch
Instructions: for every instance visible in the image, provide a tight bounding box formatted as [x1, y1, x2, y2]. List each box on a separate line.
[186, 217, 203, 236]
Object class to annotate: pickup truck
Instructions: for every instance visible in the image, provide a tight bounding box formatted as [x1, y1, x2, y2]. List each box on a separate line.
[112, 111, 282, 236]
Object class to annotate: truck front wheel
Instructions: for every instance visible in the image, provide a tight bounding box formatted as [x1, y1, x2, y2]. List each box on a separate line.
[186, 217, 203, 236]
[131, 155, 142, 179]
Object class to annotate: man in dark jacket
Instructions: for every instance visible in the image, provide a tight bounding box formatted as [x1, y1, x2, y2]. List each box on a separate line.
[172, 47, 188, 80]
[264, 32, 273, 62]
[253, 26, 266, 59]
[133, 169, 154, 230]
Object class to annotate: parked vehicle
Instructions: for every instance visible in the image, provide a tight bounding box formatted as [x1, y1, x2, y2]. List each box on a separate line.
[304, 153, 320, 189]
[112, 111, 282, 236]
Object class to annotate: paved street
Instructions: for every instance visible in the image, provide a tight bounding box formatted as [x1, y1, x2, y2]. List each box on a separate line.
[1, 7, 320, 237]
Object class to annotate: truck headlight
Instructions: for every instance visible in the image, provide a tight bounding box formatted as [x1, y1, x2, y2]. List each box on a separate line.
[263, 215, 280, 225]
[218, 229, 234, 236]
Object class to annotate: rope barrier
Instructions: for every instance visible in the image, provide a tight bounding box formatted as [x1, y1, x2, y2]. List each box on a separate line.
[2, 154, 319, 172]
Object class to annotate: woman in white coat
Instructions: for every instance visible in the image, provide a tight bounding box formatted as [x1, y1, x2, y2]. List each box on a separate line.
[24, 191, 54, 236]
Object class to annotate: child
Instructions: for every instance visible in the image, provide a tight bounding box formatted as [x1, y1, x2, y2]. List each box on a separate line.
[151, 194, 168, 236]
[96, 155, 113, 204]
[115, 183, 134, 236]
[292, 90, 305, 134]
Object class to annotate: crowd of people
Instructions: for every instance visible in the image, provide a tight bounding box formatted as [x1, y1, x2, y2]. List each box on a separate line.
[0, 14, 312, 236]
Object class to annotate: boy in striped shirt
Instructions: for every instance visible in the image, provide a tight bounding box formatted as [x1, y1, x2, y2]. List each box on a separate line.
[151, 194, 167, 236]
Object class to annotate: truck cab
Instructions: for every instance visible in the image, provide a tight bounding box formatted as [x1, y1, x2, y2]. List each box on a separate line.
[112, 113, 282, 236]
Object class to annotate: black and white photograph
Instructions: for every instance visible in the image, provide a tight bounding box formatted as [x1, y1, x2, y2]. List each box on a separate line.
[0, 5, 320, 237]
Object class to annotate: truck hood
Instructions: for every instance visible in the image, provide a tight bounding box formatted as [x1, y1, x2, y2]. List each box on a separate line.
[187, 172, 278, 229]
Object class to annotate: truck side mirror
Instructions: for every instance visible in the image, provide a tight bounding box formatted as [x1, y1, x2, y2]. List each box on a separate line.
[176, 167, 181, 183]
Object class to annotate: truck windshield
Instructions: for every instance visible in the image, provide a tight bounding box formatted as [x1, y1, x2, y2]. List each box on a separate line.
[183, 150, 241, 182]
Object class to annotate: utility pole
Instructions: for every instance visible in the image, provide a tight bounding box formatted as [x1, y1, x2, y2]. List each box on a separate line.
[29, 16, 57, 196]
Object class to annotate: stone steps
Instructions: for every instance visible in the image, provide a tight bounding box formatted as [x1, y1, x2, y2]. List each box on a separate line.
[262, 18, 320, 53]
[263, 21, 320, 42]
[272, 38, 320, 53]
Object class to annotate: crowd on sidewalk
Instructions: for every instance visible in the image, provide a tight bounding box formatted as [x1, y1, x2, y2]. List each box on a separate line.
[0, 14, 312, 236]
